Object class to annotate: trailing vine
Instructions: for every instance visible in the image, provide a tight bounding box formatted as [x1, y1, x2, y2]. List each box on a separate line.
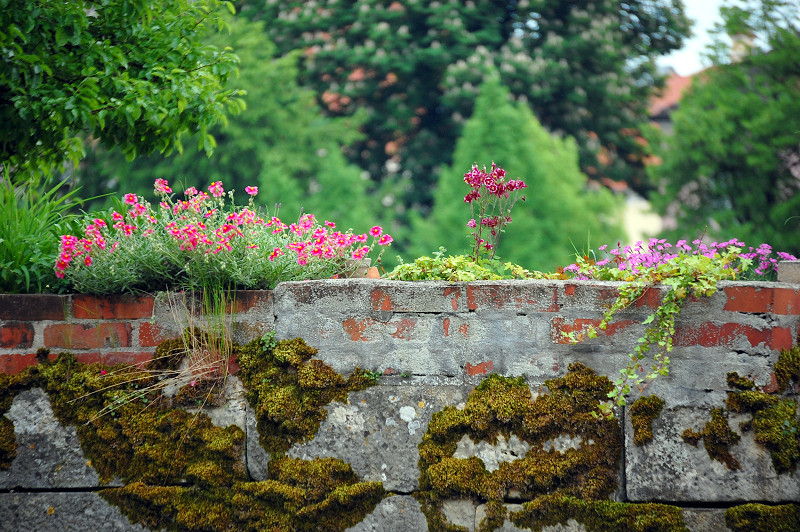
[565, 243, 747, 418]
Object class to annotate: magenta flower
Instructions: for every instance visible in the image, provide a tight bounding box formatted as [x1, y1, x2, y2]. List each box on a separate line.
[378, 234, 393, 246]
[123, 193, 138, 205]
[208, 181, 224, 198]
[185, 186, 198, 197]
[245, 186, 258, 196]
[369, 226, 383, 237]
[154, 179, 172, 194]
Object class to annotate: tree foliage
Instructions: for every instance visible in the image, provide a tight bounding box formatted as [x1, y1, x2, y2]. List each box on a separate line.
[244, 0, 690, 206]
[0, 0, 242, 181]
[650, 0, 800, 253]
[74, 16, 379, 233]
[414, 77, 624, 271]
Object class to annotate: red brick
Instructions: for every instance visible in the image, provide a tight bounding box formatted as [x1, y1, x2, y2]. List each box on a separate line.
[634, 287, 664, 310]
[442, 318, 451, 337]
[466, 285, 554, 311]
[370, 289, 394, 311]
[1, 322, 34, 348]
[342, 318, 372, 342]
[772, 288, 800, 315]
[73, 351, 154, 367]
[550, 317, 635, 344]
[0, 294, 67, 321]
[73, 294, 155, 320]
[675, 322, 793, 350]
[44, 323, 132, 349]
[723, 286, 773, 313]
[0, 352, 39, 374]
[466, 361, 493, 376]
[232, 290, 273, 313]
[138, 322, 179, 347]
[444, 287, 461, 312]
[390, 318, 416, 340]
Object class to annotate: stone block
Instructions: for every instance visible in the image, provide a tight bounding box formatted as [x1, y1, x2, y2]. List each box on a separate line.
[346, 495, 428, 532]
[0, 492, 146, 531]
[625, 406, 799, 502]
[286, 384, 468, 492]
[0, 388, 104, 489]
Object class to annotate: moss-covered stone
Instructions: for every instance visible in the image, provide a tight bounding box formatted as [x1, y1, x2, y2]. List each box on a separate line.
[725, 503, 800, 532]
[680, 428, 702, 446]
[774, 345, 800, 393]
[416, 363, 625, 531]
[236, 336, 375, 455]
[512, 494, 688, 531]
[103, 458, 385, 531]
[629, 395, 665, 446]
[701, 408, 741, 470]
[0, 370, 35, 470]
[0, 334, 385, 531]
[726, 372, 756, 390]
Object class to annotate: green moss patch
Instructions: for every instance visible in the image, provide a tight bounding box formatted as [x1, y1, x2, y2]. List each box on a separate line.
[416, 362, 632, 531]
[725, 503, 800, 532]
[701, 407, 742, 470]
[774, 345, 800, 393]
[236, 336, 375, 455]
[0, 335, 385, 531]
[629, 395, 665, 446]
[512, 493, 688, 532]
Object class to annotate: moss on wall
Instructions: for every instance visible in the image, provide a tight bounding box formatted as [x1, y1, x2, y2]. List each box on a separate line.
[725, 503, 800, 532]
[774, 345, 800, 393]
[0, 336, 385, 531]
[629, 395, 665, 446]
[512, 493, 688, 532]
[236, 335, 375, 455]
[415, 363, 687, 531]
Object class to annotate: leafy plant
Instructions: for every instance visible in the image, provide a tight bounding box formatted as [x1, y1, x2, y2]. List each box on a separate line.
[387, 247, 552, 282]
[562, 238, 792, 418]
[0, 168, 84, 293]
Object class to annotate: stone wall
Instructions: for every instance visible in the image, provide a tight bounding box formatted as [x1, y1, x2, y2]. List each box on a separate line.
[1, 280, 799, 531]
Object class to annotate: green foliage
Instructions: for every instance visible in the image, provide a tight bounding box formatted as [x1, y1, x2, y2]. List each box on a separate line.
[414, 77, 624, 272]
[0, 172, 83, 293]
[250, 0, 690, 210]
[387, 247, 552, 282]
[74, 15, 378, 235]
[567, 244, 743, 417]
[649, 1, 800, 255]
[0, 0, 242, 182]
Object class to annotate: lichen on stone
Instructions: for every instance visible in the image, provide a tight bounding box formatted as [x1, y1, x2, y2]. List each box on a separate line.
[629, 395, 665, 446]
[725, 503, 800, 532]
[680, 428, 701, 446]
[774, 344, 800, 393]
[416, 362, 631, 531]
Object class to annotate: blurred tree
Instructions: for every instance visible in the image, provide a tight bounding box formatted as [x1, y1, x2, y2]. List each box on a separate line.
[0, 0, 242, 183]
[413, 77, 624, 271]
[240, 0, 690, 209]
[75, 16, 380, 233]
[650, 0, 800, 253]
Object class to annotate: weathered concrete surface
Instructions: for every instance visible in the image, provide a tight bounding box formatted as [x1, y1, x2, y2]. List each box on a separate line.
[0, 388, 105, 489]
[626, 406, 800, 502]
[345, 495, 428, 532]
[0, 492, 146, 531]
[286, 383, 468, 492]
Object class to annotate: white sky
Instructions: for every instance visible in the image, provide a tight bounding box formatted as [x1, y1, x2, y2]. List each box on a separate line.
[658, 0, 726, 75]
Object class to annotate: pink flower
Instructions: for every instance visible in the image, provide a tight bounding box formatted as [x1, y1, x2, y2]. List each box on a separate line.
[245, 186, 258, 196]
[93, 219, 107, 228]
[154, 179, 172, 194]
[208, 181, 224, 197]
[111, 211, 123, 222]
[369, 226, 383, 238]
[185, 187, 198, 197]
[123, 193, 138, 205]
[378, 234, 393, 246]
[351, 246, 369, 260]
[467, 219, 477, 228]
[325, 221, 336, 228]
[128, 203, 146, 218]
[269, 247, 284, 261]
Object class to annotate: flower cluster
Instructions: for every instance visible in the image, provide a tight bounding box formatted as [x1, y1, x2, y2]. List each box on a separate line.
[463, 163, 527, 260]
[563, 238, 797, 280]
[55, 179, 392, 292]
